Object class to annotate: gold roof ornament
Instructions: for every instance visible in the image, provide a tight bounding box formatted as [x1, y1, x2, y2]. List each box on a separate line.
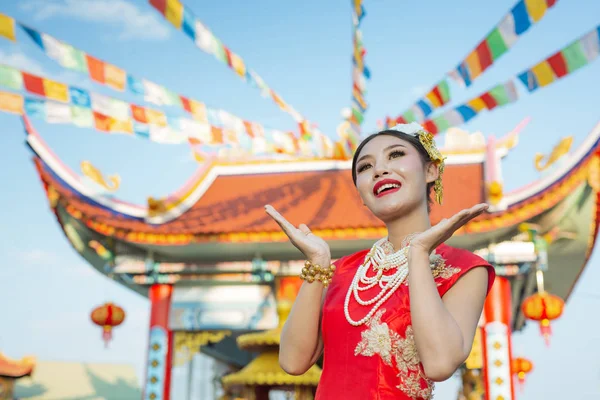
[80, 161, 121, 192]
[534, 136, 573, 172]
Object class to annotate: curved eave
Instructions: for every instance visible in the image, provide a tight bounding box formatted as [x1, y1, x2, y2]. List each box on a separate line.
[500, 121, 600, 209]
[24, 116, 146, 219]
[37, 187, 148, 296]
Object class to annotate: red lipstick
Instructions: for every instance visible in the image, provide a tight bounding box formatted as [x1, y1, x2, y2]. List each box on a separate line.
[373, 179, 402, 198]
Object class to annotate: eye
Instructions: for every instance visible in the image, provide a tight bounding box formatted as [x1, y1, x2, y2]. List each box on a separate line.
[389, 150, 405, 159]
[357, 163, 371, 173]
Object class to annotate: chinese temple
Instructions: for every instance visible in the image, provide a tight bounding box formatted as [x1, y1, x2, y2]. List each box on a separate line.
[24, 111, 600, 400]
[0, 353, 35, 400]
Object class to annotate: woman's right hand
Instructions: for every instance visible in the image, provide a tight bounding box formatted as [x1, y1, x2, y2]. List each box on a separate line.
[265, 205, 331, 263]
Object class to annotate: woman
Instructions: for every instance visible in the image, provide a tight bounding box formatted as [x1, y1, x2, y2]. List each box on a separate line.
[265, 122, 495, 399]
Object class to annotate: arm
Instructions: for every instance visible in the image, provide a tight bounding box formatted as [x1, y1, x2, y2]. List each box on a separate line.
[263, 205, 333, 376]
[279, 257, 330, 375]
[408, 247, 489, 381]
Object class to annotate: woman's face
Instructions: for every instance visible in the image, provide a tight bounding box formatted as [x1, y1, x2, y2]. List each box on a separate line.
[354, 134, 437, 221]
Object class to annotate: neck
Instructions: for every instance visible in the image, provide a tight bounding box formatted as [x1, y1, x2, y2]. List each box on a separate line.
[385, 203, 431, 250]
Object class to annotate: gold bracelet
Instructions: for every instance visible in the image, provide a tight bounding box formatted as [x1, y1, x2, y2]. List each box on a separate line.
[300, 260, 336, 288]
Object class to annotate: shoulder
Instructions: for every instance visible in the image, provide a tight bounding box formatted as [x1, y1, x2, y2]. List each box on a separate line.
[434, 244, 496, 295]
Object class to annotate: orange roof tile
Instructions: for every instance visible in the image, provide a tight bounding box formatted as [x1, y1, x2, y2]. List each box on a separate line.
[37, 159, 485, 236]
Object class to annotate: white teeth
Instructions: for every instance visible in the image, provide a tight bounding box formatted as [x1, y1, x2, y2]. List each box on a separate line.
[376, 183, 400, 194]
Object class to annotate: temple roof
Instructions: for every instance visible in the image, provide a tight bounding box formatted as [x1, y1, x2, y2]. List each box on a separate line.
[27, 114, 500, 246]
[221, 352, 322, 388]
[221, 301, 322, 388]
[0, 353, 35, 378]
[26, 117, 600, 247]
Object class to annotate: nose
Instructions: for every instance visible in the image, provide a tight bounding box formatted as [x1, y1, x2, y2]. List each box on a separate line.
[373, 162, 390, 179]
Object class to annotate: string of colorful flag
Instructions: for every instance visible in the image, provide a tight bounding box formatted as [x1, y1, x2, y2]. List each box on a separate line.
[0, 87, 338, 159]
[388, 24, 600, 136]
[0, 10, 353, 160]
[336, 0, 370, 157]
[0, 63, 304, 141]
[147, 0, 317, 137]
[384, 0, 559, 126]
[0, 12, 313, 140]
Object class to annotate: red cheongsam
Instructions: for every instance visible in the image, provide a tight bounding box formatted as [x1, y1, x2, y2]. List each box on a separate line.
[315, 242, 495, 400]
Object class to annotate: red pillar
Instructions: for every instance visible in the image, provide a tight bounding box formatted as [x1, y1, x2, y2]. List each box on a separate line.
[143, 284, 173, 400]
[482, 277, 515, 400]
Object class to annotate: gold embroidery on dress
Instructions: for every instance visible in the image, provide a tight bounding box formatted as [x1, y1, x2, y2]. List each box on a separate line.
[430, 253, 460, 283]
[354, 309, 434, 399]
[400, 251, 460, 287]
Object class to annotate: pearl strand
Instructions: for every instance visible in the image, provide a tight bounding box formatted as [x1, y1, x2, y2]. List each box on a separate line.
[344, 238, 413, 326]
[344, 266, 409, 326]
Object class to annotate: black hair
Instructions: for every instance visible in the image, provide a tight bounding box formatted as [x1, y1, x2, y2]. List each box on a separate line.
[351, 130, 435, 210]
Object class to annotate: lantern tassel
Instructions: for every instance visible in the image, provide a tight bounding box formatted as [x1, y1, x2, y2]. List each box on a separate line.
[540, 319, 552, 347]
[103, 325, 113, 348]
[517, 372, 526, 392]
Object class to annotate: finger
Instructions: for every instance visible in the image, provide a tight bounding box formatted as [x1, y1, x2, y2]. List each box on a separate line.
[451, 203, 488, 225]
[471, 203, 489, 213]
[298, 224, 312, 235]
[451, 207, 487, 233]
[265, 205, 298, 235]
[463, 204, 489, 222]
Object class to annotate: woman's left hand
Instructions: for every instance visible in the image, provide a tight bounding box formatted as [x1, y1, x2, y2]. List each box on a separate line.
[410, 203, 489, 254]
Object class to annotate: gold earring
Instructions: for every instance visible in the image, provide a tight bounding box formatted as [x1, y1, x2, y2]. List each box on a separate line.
[434, 178, 443, 205]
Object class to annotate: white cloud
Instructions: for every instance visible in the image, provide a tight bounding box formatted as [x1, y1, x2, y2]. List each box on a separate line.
[0, 49, 46, 74]
[20, 0, 171, 41]
[410, 85, 428, 97]
[14, 248, 59, 264]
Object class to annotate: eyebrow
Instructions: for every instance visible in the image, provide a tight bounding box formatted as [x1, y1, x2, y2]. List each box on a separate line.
[356, 143, 406, 165]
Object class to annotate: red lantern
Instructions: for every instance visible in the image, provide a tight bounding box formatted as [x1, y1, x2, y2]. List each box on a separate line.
[512, 357, 533, 391]
[521, 292, 564, 346]
[91, 302, 126, 347]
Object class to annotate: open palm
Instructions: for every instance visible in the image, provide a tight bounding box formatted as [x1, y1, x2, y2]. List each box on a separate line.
[265, 205, 331, 262]
[411, 203, 489, 254]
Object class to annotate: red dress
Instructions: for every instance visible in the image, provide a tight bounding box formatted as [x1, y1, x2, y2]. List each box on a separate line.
[315, 243, 495, 400]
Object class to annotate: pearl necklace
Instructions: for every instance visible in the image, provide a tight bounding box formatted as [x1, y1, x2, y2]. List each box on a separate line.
[344, 236, 415, 327]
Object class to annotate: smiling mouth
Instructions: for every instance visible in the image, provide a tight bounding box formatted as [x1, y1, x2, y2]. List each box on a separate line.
[373, 180, 402, 197]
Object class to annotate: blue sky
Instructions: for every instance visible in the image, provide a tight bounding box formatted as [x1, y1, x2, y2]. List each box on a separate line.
[0, 0, 599, 398]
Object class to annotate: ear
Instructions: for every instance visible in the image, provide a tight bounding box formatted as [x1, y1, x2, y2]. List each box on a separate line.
[425, 161, 440, 184]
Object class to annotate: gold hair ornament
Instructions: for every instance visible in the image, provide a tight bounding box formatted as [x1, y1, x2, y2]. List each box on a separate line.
[388, 122, 446, 204]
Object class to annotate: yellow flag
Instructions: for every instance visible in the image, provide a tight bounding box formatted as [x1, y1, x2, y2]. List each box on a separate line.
[43, 79, 69, 102]
[190, 100, 207, 122]
[109, 117, 133, 134]
[146, 108, 167, 126]
[467, 97, 487, 112]
[105, 64, 126, 91]
[425, 91, 441, 108]
[166, 0, 184, 28]
[0, 13, 16, 42]
[229, 52, 246, 78]
[525, 0, 547, 23]
[465, 51, 482, 80]
[0, 90, 23, 114]
[531, 61, 555, 87]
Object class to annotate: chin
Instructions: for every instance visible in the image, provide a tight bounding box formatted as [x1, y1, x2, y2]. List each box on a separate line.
[367, 195, 420, 222]
[369, 201, 409, 222]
